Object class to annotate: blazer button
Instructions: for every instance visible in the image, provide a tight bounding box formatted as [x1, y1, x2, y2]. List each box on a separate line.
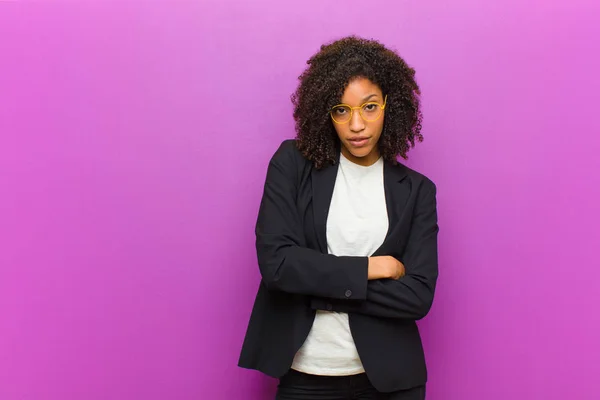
[345, 290, 352, 298]
[326, 304, 333, 311]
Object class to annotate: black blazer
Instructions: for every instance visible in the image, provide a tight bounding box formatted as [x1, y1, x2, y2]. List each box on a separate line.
[238, 139, 439, 393]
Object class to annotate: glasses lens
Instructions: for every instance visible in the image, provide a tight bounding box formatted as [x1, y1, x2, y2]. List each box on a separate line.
[331, 105, 352, 123]
[360, 103, 383, 121]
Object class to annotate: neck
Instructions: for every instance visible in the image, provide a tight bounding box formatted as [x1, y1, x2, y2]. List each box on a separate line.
[341, 146, 380, 167]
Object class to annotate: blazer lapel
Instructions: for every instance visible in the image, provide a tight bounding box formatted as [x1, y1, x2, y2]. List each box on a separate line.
[372, 161, 409, 256]
[311, 154, 409, 256]
[311, 155, 340, 254]
[384, 161, 409, 231]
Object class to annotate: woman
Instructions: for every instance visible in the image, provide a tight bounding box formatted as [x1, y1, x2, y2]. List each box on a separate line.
[238, 36, 439, 400]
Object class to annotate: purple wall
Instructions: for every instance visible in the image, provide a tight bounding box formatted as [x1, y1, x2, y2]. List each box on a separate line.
[1, 1, 599, 399]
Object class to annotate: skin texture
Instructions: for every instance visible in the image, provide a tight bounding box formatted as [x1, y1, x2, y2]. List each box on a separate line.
[332, 77, 385, 167]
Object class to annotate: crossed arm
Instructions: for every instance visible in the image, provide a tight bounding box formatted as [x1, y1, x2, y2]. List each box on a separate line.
[256, 142, 438, 320]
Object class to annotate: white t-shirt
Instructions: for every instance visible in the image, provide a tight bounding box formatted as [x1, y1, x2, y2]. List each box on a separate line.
[291, 152, 389, 376]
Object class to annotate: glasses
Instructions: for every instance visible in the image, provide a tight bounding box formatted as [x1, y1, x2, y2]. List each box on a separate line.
[330, 95, 387, 124]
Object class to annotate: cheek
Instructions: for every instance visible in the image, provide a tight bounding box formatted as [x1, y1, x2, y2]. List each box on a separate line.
[370, 120, 385, 139]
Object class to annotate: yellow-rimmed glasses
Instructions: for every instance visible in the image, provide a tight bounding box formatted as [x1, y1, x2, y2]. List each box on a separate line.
[330, 95, 387, 124]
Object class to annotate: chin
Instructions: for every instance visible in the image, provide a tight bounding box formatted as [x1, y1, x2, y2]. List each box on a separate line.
[348, 146, 374, 158]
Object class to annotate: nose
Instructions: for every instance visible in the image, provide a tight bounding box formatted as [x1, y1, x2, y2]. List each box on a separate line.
[349, 109, 365, 132]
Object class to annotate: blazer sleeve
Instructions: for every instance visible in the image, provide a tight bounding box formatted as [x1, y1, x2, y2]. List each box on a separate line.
[255, 140, 369, 300]
[311, 180, 439, 319]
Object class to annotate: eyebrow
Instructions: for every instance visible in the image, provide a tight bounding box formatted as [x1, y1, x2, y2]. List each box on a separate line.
[338, 93, 380, 105]
[362, 94, 379, 102]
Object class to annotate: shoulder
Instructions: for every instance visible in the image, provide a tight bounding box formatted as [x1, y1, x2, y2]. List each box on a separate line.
[265, 139, 310, 183]
[270, 139, 308, 168]
[273, 138, 301, 158]
[394, 162, 437, 195]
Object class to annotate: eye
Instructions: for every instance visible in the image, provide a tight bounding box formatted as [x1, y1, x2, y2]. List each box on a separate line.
[333, 107, 348, 115]
[363, 103, 378, 111]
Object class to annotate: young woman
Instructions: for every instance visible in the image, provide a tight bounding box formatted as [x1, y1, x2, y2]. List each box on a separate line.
[238, 36, 439, 400]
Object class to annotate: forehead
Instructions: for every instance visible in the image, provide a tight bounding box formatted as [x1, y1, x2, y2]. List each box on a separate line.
[341, 78, 382, 103]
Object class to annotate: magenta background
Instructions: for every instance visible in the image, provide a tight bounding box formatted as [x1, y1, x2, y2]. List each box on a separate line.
[1, 1, 599, 399]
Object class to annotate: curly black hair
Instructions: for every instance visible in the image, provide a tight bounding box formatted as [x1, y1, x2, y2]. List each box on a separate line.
[292, 36, 423, 169]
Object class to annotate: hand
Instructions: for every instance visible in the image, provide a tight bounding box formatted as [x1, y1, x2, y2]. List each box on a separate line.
[386, 256, 405, 280]
[368, 256, 406, 280]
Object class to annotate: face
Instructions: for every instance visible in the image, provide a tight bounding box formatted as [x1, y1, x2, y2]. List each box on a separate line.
[332, 77, 385, 166]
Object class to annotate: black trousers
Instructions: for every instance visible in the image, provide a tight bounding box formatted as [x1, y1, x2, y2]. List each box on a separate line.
[276, 370, 426, 400]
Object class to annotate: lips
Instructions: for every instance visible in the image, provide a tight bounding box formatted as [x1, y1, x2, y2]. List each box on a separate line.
[348, 136, 370, 148]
